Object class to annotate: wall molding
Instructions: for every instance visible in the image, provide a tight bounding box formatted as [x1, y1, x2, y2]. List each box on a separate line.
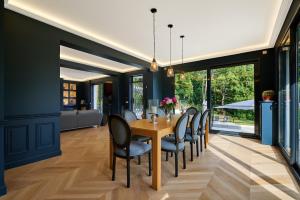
[4, 113, 60, 120]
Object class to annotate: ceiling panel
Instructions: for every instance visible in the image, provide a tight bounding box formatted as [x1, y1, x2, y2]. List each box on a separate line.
[60, 67, 108, 82]
[5, 0, 292, 66]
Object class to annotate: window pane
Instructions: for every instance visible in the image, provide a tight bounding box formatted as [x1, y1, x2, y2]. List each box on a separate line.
[211, 64, 254, 134]
[279, 31, 291, 156]
[132, 75, 143, 119]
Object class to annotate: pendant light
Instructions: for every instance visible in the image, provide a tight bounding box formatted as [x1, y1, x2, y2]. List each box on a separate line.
[179, 35, 185, 79]
[167, 24, 174, 77]
[150, 8, 158, 72]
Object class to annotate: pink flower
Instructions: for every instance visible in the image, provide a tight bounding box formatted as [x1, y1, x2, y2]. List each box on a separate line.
[172, 97, 177, 103]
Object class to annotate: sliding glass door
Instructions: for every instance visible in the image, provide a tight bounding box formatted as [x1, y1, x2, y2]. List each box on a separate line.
[175, 70, 207, 113]
[278, 31, 291, 156]
[211, 64, 255, 134]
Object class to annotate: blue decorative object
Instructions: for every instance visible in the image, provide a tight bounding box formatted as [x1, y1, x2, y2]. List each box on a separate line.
[260, 101, 274, 145]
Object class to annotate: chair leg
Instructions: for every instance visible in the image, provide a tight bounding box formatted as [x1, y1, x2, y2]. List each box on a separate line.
[112, 154, 116, 181]
[166, 152, 169, 161]
[183, 148, 186, 169]
[171, 152, 173, 157]
[200, 135, 203, 152]
[126, 158, 130, 188]
[190, 142, 193, 161]
[138, 156, 141, 165]
[175, 152, 178, 177]
[196, 139, 199, 157]
[148, 152, 152, 176]
[204, 135, 207, 149]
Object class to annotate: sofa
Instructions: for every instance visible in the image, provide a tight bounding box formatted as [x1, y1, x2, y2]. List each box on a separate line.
[60, 110, 103, 131]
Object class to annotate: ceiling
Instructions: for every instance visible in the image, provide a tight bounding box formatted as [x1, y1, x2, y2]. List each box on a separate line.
[5, 0, 292, 66]
[60, 67, 108, 82]
[60, 46, 139, 73]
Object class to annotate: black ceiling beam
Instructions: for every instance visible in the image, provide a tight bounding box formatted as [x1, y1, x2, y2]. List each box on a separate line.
[60, 59, 120, 76]
[60, 41, 149, 69]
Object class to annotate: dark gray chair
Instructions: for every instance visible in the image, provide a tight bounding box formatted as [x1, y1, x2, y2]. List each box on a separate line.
[199, 109, 210, 152]
[123, 110, 151, 143]
[185, 107, 198, 115]
[123, 110, 151, 165]
[185, 107, 198, 138]
[184, 111, 201, 161]
[161, 113, 189, 177]
[108, 115, 152, 188]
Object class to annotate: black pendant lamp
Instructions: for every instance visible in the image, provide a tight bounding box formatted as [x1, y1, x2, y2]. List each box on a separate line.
[167, 24, 174, 77]
[179, 35, 185, 79]
[150, 8, 158, 72]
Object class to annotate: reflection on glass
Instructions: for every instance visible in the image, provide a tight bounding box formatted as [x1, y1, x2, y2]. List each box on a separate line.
[69, 98, 76, 105]
[279, 31, 291, 156]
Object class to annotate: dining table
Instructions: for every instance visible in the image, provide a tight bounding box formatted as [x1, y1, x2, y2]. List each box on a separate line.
[109, 114, 209, 190]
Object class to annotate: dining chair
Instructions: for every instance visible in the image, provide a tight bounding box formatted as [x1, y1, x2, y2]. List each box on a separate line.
[123, 110, 151, 165]
[185, 107, 198, 139]
[108, 115, 152, 188]
[199, 109, 210, 152]
[184, 111, 201, 161]
[161, 113, 189, 177]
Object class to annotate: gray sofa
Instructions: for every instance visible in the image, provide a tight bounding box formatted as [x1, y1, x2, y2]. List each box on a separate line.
[60, 110, 103, 131]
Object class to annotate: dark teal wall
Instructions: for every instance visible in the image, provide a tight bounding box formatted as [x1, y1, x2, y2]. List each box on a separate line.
[0, 0, 7, 195]
[2, 7, 148, 171]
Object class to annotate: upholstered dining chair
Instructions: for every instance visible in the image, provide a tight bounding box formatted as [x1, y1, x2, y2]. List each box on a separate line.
[108, 115, 152, 188]
[123, 110, 151, 165]
[161, 113, 189, 177]
[123, 110, 151, 143]
[185, 107, 198, 138]
[184, 111, 201, 161]
[199, 109, 210, 152]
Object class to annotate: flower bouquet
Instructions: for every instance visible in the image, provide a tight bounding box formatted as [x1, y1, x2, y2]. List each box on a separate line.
[160, 97, 177, 121]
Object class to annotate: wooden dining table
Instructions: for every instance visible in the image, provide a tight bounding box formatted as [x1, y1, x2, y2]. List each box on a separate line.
[109, 114, 209, 190]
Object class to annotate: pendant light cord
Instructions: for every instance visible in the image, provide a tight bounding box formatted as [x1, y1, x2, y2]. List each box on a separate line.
[181, 37, 183, 65]
[169, 26, 172, 67]
[153, 12, 156, 58]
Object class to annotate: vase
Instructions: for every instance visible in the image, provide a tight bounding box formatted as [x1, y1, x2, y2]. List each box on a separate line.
[166, 110, 172, 122]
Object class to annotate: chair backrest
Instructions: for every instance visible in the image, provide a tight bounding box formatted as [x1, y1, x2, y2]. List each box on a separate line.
[123, 110, 137, 122]
[186, 107, 198, 115]
[174, 113, 189, 142]
[191, 111, 201, 136]
[200, 109, 210, 134]
[108, 115, 131, 149]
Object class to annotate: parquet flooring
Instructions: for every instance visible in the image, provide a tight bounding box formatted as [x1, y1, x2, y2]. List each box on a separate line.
[0, 126, 299, 200]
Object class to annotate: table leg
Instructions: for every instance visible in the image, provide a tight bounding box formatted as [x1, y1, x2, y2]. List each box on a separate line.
[152, 135, 161, 190]
[109, 135, 113, 169]
[205, 119, 209, 145]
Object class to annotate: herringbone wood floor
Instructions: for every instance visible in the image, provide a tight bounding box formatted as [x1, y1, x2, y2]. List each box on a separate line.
[0, 126, 299, 200]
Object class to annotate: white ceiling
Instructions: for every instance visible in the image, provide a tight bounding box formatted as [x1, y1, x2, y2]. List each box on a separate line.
[60, 67, 108, 82]
[5, 0, 292, 66]
[60, 46, 139, 73]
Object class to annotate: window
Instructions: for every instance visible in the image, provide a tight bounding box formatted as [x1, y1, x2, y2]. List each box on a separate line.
[278, 31, 291, 156]
[93, 84, 104, 113]
[131, 75, 143, 119]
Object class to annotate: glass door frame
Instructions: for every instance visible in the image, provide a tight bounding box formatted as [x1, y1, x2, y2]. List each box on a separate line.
[207, 62, 259, 137]
[129, 75, 144, 118]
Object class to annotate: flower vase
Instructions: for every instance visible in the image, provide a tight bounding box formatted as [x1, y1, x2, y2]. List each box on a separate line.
[166, 110, 172, 122]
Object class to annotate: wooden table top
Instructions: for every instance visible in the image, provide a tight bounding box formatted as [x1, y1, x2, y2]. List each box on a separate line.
[129, 115, 181, 137]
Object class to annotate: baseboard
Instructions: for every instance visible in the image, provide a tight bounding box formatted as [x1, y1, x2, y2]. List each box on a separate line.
[5, 150, 62, 169]
[0, 185, 7, 196]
